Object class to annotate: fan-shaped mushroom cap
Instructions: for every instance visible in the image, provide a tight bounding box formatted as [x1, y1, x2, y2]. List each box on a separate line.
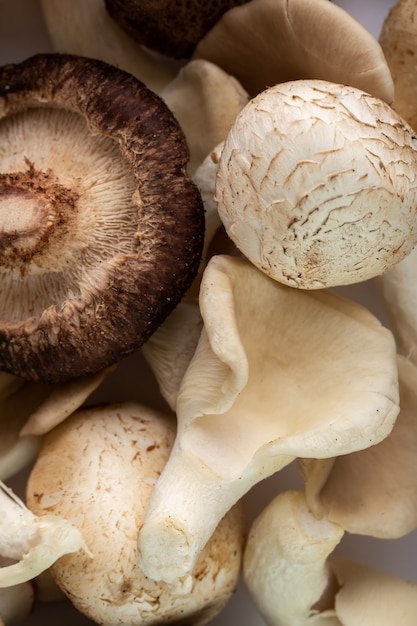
[26, 402, 246, 625]
[380, 0, 417, 130]
[299, 355, 417, 539]
[137, 254, 399, 585]
[215, 80, 417, 289]
[40, 0, 177, 93]
[105, 0, 250, 59]
[328, 555, 417, 626]
[194, 0, 394, 101]
[0, 53, 205, 383]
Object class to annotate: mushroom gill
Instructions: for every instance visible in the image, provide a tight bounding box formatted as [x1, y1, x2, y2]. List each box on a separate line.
[0, 53, 205, 383]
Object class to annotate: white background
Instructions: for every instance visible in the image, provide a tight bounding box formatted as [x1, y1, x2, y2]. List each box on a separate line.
[1, 1, 416, 625]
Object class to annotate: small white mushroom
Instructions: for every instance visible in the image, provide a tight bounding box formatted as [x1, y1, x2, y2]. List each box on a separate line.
[26, 402, 246, 624]
[299, 354, 417, 539]
[215, 79, 417, 289]
[194, 0, 394, 101]
[137, 254, 399, 585]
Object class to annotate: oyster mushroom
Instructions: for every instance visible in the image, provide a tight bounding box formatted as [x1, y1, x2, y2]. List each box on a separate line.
[161, 59, 249, 175]
[0, 53, 204, 383]
[194, 0, 394, 101]
[0, 481, 89, 587]
[243, 490, 344, 625]
[26, 402, 246, 624]
[40, 0, 177, 93]
[137, 254, 399, 586]
[299, 354, 417, 539]
[215, 79, 417, 289]
[243, 489, 417, 625]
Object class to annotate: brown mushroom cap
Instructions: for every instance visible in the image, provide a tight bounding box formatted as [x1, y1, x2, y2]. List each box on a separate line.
[0, 53, 205, 383]
[104, 0, 250, 59]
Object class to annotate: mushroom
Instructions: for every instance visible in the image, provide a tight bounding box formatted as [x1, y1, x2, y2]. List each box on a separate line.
[137, 254, 399, 586]
[215, 79, 417, 289]
[0, 53, 205, 383]
[299, 354, 417, 539]
[0, 481, 89, 588]
[40, 0, 178, 93]
[104, 0, 250, 59]
[161, 60, 249, 175]
[243, 489, 417, 625]
[194, 0, 394, 101]
[243, 490, 344, 625]
[374, 246, 417, 365]
[26, 402, 246, 624]
[380, 0, 417, 130]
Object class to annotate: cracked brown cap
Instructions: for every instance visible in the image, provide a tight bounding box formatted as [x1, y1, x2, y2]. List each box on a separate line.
[0, 53, 205, 383]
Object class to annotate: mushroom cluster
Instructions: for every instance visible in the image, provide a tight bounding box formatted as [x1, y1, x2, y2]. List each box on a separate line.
[1, 0, 417, 625]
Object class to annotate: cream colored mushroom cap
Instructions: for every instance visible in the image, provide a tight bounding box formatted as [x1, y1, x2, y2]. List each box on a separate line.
[216, 80, 417, 289]
[26, 402, 245, 625]
[195, 0, 394, 102]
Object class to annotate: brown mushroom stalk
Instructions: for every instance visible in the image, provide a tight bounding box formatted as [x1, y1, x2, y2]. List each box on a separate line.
[0, 53, 205, 383]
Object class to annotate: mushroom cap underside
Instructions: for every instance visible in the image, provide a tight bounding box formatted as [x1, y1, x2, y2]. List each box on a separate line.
[0, 53, 205, 383]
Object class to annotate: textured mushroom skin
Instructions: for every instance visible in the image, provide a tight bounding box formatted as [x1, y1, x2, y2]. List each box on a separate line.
[0, 54, 205, 383]
[105, 0, 250, 59]
[26, 403, 245, 625]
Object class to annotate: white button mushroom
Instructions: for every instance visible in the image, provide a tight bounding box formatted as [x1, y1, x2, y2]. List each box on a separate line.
[215, 80, 417, 288]
[26, 402, 246, 625]
[138, 254, 399, 585]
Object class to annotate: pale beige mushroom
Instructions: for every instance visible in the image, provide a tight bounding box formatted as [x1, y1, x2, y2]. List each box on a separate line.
[26, 402, 246, 624]
[40, 0, 177, 93]
[194, 0, 394, 101]
[380, 0, 417, 130]
[0, 481, 89, 587]
[215, 79, 417, 289]
[299, 354, 417, 538]
[374, 247, 417, 365]
[243, 490, 344, 625]
[161, 60, 249, 175]
[243, 489, 417, 625]
[137, 254, 399, 586]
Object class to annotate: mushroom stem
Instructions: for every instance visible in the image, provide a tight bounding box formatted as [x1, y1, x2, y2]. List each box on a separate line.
[137, 437, 292, 587]
[0, 482, 90, 587]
